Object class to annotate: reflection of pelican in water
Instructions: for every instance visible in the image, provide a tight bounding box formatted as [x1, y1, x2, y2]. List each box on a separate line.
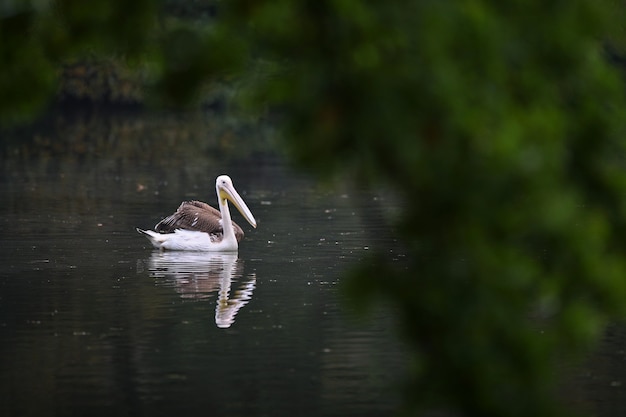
[147, 251, 256, 328]
[137, 175, 257, 251]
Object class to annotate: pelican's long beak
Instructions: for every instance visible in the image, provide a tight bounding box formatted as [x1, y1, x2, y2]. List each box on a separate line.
[220, 183, 257, 228]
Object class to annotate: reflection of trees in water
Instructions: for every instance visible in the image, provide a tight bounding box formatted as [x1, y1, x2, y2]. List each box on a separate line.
[1, 109, 273, 163]
[0, 110, 280, 237]
[147, 251, 256, 328]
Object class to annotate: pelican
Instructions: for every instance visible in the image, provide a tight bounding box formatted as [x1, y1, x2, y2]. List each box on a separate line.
[137, 175, 257, 251]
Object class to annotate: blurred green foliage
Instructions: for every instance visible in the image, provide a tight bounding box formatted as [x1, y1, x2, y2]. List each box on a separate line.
[3, 0, 626, 416]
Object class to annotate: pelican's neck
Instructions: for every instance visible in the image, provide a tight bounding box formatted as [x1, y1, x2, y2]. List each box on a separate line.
[218, 193, 235, 241]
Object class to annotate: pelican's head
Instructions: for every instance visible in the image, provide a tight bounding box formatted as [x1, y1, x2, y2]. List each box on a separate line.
[216, 175, 257, 228]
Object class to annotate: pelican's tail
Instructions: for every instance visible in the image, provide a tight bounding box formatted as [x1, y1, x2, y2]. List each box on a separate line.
[136, 228, 167, 249]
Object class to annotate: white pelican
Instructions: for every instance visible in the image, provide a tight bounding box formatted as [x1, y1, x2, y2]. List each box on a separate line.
[137, 175, 257, 251]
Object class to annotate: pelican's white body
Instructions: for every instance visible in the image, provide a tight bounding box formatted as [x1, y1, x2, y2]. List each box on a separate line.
[138, 228, 238, 252]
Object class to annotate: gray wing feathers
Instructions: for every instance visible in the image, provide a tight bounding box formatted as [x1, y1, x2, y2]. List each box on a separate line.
[154, 200, 245, 242]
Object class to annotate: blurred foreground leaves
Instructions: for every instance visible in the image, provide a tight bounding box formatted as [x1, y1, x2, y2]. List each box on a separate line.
[232, 2, 626, 415]
[4, 0, 626, 416]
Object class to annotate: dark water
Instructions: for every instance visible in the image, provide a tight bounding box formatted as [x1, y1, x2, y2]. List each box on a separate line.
[3, 111, 626, 417]
[0, 114, 405, 417]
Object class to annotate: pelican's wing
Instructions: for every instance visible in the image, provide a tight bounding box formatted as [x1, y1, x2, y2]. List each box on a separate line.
[154, 200, 245, 242]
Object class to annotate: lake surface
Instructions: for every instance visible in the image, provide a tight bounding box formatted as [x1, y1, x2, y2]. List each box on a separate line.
[0, 110, 405, 417]
[2, 110, 626, 417]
